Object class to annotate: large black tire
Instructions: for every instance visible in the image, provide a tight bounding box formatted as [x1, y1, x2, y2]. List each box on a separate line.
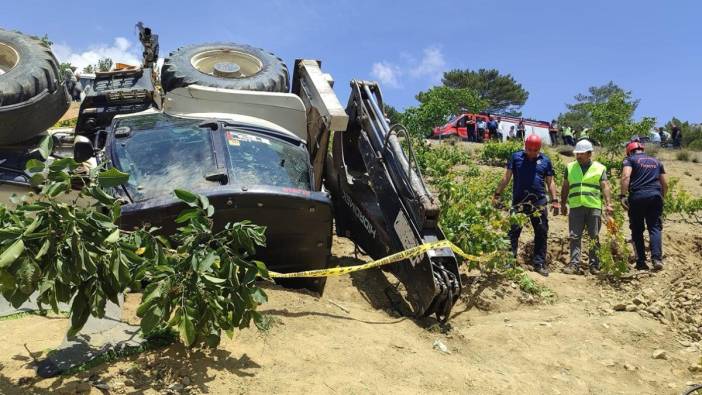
[0, 29, 69, 144]
[161, 43, 289, 94]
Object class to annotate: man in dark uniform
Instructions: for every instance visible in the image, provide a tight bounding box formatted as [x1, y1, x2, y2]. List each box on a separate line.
[620, 141, 668, 271]
[492, 135, 560, 276]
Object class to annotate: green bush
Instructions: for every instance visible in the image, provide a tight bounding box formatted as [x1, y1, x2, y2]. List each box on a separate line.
[687, 139, 702, 151]
[676, 150, 691, 161]
[52, 118, 77, 128]
[415, 142, 472, 178]
[480, 140, 522, 166]
[682, 128, 702, 148]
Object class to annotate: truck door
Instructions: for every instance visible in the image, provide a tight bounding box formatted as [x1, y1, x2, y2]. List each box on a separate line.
[455, 115, 468, 139]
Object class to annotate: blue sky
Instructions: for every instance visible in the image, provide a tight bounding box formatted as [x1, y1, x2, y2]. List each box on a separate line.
[3, 0, 700, 124]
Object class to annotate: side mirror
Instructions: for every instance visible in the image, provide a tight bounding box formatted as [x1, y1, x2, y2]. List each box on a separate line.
[74, 135, 94, 163]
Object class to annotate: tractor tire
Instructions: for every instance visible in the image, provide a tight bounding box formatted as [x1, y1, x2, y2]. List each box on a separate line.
[0, 29, 69, 145]
[161, 43, 288, 94]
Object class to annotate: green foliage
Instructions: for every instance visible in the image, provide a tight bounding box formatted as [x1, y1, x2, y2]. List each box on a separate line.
[664, 117, 702, 148]
[687, 140, 702, 151]
[80, 56, 113, 74]
[676, 150, 691, 161]
[402, 86, 486, 138]
[664, 179, 702, 225]
[39, 34, 52, 47]
[597, 212, 630, 276]
[383, 103, 402, 125]
[0, 137, 270, 348]
[587, 91, 654, 153]
[97, 57, 113, 72]
[441, 68, 529, 113]
[480, 140, 522, 166]
[434, 170, 518, 263]
[59, 62, 74, 81]
[134, 190, 269, 348]
[53, 118, 78, 129]
[413, 141, 550, 297]
[597, 155, 623, 175]
[543, 148, 567, 186]
[558, 81, 639, 130]
[415, 143, 472, 178]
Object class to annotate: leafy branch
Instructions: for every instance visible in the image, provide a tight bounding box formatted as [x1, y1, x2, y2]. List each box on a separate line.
[0, 137, 270, 347]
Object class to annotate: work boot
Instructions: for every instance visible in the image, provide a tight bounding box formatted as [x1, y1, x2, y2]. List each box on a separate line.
[652, 259, 664, 271]
[534, 265, 549, 277]
[635, 262, 649, 271]
[562, 265, 581, 275]
[589, 266, 600, 275]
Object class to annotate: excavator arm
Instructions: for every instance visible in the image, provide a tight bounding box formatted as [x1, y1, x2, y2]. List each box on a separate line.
[292, 62, 461, 321]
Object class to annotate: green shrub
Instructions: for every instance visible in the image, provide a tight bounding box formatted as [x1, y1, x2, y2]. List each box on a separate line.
[688, 139, 702, 151]
[682, 128, 702, 147]
[480, 140, 522, 166]
[676, 150, 691, 161]
[52, 118, 77, 128]
[416, 142, 471, 178]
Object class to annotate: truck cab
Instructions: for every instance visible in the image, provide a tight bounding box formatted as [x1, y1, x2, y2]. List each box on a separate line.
[431, 113, 490, 140]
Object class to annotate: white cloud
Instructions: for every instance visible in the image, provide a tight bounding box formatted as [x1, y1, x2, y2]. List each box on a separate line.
[409, 47, 446, 81]
[370, 46, 447, 88]
[371, 61, 402, 88]
[51, 37, 141, 72]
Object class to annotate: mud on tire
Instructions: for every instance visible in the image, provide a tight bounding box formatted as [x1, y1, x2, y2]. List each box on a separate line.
[160, 43, 289, 94]
[0, 29, 69, 144]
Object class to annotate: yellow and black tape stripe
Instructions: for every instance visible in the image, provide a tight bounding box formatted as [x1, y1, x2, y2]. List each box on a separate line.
[268, 240, 497, 279]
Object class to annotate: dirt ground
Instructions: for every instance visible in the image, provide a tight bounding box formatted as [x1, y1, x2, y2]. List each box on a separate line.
[57, 102, 80, 123]
[0, 145, 700, 394]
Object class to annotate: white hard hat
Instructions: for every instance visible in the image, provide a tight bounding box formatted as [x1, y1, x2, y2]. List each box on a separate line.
[573, 139, 594, 153]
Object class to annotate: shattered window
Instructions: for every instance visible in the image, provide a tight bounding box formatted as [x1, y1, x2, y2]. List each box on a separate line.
[111, 113, 216, 202]
[223, 129, 311, 190]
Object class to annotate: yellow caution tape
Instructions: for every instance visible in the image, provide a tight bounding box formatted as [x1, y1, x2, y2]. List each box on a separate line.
[268, 240, 498, 279]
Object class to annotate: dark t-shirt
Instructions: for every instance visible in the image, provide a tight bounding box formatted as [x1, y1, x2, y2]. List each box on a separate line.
[507, 151, 554, 205]
[623, 153, 665, 199]
[487, 120, 498, 131]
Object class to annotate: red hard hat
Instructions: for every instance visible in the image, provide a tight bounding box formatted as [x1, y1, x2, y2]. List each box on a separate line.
[626, 141, 644, 156]
[525, 134, 542, 150]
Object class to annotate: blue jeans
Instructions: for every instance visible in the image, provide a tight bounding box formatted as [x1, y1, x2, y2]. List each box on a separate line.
[509, 203, 548, 267]
[628, 194, 663, 265]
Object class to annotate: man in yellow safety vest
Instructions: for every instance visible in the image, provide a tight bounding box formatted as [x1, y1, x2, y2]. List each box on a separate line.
[562, 125, 574, 146]
[560, 139, 613, 274]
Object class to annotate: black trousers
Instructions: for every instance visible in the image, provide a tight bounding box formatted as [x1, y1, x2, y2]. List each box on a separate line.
[628, 194, 663, 265]
[509, 203, 548, 267]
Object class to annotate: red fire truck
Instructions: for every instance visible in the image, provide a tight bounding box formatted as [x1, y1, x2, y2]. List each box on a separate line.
[430, 113, 554, 145]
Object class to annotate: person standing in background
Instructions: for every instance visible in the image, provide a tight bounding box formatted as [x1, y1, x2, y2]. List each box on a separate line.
[549, 119, 559, 146]
[562, 125, 575, 146]
[517, 119, 526, 140]
[477, 118, 487, 143]
[671, 122, 682, 148]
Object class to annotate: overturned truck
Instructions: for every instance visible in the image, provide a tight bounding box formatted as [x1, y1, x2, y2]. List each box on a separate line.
[0, 25, 461, 321]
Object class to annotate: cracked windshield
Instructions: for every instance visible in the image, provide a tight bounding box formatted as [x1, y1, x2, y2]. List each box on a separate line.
[223, 129, 311, 191]
[112, 113, 216, 202]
